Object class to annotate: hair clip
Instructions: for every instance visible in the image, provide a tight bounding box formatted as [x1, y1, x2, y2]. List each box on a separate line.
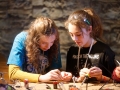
[84, 18, 91, 25]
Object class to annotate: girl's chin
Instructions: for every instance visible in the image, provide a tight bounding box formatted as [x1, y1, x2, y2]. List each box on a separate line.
[42, 49, 48, 51]
[76, 43, 83, 47]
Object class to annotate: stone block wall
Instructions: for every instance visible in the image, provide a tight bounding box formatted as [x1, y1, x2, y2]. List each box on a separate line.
[0, 0, 120, 70]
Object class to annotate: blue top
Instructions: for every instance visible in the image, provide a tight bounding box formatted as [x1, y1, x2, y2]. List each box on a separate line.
[7, 31, 62, 74]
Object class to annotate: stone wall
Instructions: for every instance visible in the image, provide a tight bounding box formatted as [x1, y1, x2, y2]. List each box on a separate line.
[0, 0, 120, 70]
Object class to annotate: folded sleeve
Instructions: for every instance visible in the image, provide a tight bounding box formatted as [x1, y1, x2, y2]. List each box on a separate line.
[9, 65, 40, 83]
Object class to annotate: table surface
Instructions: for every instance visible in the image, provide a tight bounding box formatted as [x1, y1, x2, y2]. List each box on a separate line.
[10, 81, 120, 90]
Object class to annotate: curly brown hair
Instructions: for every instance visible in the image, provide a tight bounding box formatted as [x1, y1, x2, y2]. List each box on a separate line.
[25, 16, 59, 68]
[65, 7, 104, 41]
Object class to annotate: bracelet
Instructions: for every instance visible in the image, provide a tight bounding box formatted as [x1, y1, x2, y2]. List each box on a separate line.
[102, 75, 109, 82]
[102, 75, 106, 81]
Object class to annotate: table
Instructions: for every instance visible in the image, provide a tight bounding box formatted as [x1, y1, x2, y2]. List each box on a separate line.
[10, 82, 120, 90]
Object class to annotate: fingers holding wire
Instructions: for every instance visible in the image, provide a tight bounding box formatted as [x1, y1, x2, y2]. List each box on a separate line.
[89, 66, 102, 80]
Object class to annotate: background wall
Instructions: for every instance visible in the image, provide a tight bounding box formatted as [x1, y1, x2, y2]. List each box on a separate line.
[0, 0, 120, 70]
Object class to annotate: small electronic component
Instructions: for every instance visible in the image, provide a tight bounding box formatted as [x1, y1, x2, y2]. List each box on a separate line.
[24, 79, 29, 89]
[53, 81, 58, 89]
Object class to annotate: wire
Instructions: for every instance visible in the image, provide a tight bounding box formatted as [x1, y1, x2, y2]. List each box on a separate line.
[84, 39, 94, 68]
[98, 63, 114, 90]
[116, 60, 120, 66]
[86, 82, 88, 90]
[80, 75, 89, 90]
[99, 78, 111, 90]
[81, 76, 88, 86]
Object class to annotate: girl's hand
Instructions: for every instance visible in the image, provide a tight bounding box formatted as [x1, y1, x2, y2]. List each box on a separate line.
[61, 71, 72, 81]
[89, 66, 102, 80]
[39, 69, 63, 82]
[115, 66, 120, 78]
[77, 67, 102, 82]
[77, 68, 90, 82]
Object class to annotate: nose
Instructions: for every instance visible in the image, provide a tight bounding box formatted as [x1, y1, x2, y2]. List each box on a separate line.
[46, 44, 51, 50]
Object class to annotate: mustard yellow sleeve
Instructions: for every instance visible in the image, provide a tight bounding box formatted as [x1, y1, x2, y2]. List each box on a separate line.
[9, 65, 40, 83]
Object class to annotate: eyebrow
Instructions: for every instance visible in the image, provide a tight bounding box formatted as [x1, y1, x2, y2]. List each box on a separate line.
[69, 32, 82, 34]
[41, 39, 55, 43]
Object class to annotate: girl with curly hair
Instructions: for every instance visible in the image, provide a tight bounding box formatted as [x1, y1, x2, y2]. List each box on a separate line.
[65, 8, 116, 82]
[7, 16, 72, 83]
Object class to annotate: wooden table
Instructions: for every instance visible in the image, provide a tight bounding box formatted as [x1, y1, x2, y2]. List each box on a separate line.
[10, 82, 120, 90]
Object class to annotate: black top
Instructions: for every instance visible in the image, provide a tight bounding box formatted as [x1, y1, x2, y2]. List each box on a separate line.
[66, 40, 116, 79]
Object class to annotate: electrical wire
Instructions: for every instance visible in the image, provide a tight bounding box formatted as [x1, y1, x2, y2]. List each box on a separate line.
[80, 75, 89, 90]
[98, 63, 114, 90]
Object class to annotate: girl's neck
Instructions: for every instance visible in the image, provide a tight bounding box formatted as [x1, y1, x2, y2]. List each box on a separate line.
[39, 48, 44, 55]
[83, 38, 96, 47]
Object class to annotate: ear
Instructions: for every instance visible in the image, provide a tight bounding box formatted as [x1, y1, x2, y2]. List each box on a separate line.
[88, 26, 92, 33]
